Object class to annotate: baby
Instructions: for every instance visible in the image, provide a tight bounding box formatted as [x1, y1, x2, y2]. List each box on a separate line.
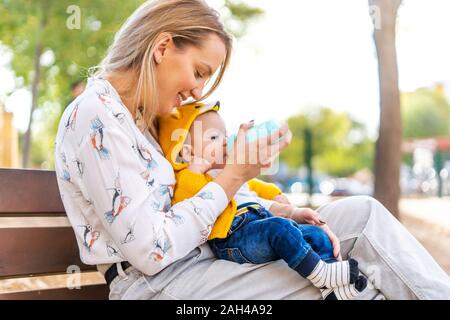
[158, 102, 367, 300]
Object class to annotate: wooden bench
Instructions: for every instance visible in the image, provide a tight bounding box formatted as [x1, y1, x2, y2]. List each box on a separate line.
[0, 168, 109, 299]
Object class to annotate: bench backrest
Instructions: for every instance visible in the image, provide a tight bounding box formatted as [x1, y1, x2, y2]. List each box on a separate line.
[0, 168, 109, 299]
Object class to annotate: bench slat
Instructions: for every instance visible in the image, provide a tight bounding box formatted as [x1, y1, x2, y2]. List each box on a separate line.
[0, 227, 97, 278]
[0, 169, 111, 299]
[0, 284, 109, 300]
[0, 168, 65, 214]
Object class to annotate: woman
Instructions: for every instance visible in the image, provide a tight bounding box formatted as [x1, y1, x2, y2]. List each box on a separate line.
[54, 0, 450, 300]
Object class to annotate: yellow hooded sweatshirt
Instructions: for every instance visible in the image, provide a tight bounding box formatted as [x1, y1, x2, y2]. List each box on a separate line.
[158, 101, 282, 240]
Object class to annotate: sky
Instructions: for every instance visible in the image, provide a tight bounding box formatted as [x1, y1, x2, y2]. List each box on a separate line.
[1, 0, 450, 137]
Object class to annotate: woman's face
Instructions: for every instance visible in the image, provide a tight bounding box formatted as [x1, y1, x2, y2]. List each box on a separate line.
[153, 33, 226, 116]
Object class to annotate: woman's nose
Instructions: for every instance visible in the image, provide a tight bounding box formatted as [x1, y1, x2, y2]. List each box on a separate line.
[191, 87, 202, 101]
[180, 87, 203, 102]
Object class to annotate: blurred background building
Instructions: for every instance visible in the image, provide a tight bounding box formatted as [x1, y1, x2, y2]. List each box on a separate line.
[0, 103, 18, 167]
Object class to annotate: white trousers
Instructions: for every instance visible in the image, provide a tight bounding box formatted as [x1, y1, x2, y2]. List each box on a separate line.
[108, 196, 450, 300]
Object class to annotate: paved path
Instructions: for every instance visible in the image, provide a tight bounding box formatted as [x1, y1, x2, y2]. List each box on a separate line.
[399, 197, 450, 275]
[399, 197, 450, 233]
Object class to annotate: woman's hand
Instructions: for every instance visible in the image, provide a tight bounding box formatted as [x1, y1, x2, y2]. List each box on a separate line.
[320, 222, 342, 261]
[291, 207, 342, 260]
[291, 207, 322, 225]
[224, 121, 292, 181]
[215, 121, 292, 200]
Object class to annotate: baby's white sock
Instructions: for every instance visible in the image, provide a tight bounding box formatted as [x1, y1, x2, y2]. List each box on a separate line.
[307, 258, 359, 289]
[320, 275, 368, 300]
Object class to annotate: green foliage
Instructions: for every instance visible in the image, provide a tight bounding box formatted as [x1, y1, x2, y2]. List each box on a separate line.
[280, 107, 375, 177]
[0, 0, 142, 96]
[1, 0, 144, 168]
[222, 0, 264, 37]
[402, 87, 450, 139]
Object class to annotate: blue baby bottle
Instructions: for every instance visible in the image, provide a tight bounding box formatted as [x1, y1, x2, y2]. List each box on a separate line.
[227, 120, 284, 153]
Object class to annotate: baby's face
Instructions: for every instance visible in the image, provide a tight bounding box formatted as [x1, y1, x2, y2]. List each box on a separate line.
[187, 111, 228, 168]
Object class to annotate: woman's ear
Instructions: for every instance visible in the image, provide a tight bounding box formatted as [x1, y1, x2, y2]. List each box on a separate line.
[179, 144, 193, 164]
[153, 32, 172, 64]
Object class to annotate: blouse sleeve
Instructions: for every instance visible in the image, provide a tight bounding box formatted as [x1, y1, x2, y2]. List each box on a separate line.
[74, 104, 229, 275]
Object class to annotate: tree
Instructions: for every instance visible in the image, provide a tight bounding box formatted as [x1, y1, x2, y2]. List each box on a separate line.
[280, 107, 374, 177]
[402, 87, 450, 139]
[0, 0, 144, 167]
[369, 0, 402, 218]
[0, 0, 263, 168]
[222, 0, 264, 37]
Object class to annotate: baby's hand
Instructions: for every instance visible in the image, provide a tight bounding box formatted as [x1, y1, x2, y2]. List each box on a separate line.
[188, 157, 213, 174]
[273, 194, 290, 204]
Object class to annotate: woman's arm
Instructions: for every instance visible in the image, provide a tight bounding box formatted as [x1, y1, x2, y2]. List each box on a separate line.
[213, 168, 246, 200]
[71, 101, 230, 276]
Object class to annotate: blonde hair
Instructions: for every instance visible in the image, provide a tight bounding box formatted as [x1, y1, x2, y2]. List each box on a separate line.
[94, 0, 233, 138]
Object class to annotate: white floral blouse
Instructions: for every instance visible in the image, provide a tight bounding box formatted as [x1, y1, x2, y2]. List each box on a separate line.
[54, 77, 228, 275]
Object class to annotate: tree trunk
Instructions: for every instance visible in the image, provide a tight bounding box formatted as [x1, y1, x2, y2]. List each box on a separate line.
[22, 5, 48, 168]
[369, 0, 402, 218]
[22, 43, 43, 168]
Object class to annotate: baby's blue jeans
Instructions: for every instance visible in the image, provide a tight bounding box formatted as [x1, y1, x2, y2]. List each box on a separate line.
[208, 202, 336, 277]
